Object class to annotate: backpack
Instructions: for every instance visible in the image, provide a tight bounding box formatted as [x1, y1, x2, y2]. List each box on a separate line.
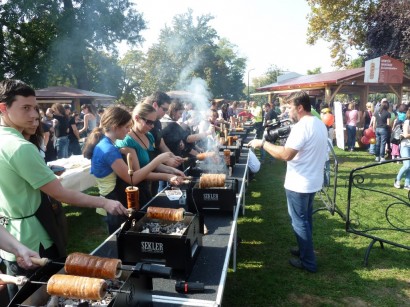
[391, 123, 403, 145]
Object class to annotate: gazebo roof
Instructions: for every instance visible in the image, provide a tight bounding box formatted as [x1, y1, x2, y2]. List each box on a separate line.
[35, 86, 116, 100]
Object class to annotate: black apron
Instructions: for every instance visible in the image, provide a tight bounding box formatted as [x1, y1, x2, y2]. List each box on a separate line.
[35, 192, 68, 258]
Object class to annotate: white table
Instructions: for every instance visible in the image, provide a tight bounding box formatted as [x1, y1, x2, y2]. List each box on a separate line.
[48, 155, 96, 192]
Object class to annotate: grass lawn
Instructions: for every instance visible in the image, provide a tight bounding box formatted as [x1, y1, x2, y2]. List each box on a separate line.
[223, 147, 410, 306]
[65, 147, 409, 306]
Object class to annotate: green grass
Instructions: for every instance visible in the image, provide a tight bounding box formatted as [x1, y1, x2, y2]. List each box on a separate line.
[63, 187, 107, 253]
[66, 148, 410, 306]
[223, 148, 410, 306]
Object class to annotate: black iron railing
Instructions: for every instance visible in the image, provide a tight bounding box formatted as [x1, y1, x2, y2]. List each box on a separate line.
[346, 159, 410, 265]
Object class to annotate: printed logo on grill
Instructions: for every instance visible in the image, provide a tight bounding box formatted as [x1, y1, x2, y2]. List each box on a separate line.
[203, 193, 218, 201]
[141, 241, 164, 254]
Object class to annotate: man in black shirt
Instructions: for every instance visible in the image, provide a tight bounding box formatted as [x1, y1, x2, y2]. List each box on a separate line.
[143, 91, 184, 193]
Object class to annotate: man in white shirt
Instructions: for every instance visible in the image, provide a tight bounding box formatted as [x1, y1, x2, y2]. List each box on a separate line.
[248, 91, 328, 272]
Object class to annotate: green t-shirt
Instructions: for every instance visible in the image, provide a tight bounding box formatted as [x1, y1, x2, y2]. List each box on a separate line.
[0, 127, 56, 261]
[116, 133, 155, 168]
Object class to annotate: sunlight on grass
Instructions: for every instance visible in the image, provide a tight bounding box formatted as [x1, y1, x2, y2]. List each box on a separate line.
[251, 191, 261, 198]
[238, 261, 263, 269]
[238, 216, 263, 224]
[246, 204, 262, 211]
[241, 240, 263, 245]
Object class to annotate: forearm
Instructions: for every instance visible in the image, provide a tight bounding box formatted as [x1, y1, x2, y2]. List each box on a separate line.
[155, 164, 175, 173]
[0, 227, 23, 255]
[40, 179, 107, 209]
[263, 142, 290, 161]
[146, 172, 172, 182]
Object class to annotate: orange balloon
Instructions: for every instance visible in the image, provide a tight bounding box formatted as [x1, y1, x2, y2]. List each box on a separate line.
[322, 113, 334, 127]
[369, 138, 376, 144]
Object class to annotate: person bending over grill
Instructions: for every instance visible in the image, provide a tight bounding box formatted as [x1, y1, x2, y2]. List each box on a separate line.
[248, 91, 328, 273]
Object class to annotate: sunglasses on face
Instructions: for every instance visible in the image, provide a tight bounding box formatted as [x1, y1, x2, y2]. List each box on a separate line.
[140, 117, 155, 127]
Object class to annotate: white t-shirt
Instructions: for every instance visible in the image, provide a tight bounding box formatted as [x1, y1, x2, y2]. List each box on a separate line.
[284, 115, 328, 193]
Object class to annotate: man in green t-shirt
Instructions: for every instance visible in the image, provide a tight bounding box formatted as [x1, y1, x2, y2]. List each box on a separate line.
[0, 79, 128, 301]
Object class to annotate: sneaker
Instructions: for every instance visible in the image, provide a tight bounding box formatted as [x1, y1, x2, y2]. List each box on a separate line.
[394, 181, 401, 189]
[380, 158, 386, 162]
[375, 157, 380, 162]
[290, 246, 300, 257]
[404, 186, 410, 191]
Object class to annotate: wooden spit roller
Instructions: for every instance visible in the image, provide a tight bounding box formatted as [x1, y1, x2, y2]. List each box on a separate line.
[199, 174, 226, 189]
[146, 206, 185, 222]
[47, 274, 107, 301]
[126, 186, 139, 210]
[64, 252, 122, 279]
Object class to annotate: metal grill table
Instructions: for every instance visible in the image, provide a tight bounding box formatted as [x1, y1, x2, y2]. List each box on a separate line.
[91, 134, 255, 307]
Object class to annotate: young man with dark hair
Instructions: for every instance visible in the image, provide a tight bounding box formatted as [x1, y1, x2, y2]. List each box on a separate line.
[248, 91, 328, 273]
[0, 79, 128, 300]
[144, 91, 184, 192]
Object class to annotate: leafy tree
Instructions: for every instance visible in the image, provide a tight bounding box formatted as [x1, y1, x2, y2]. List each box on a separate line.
[141, 9, 246, 100]
[0, 0, 146, 92]
[118, 50, 147, 105]
[365, 0, 410, 70]
[346, 57, 364, 69]
[307, 67, 321, 75]
[306, 0, 379, 68]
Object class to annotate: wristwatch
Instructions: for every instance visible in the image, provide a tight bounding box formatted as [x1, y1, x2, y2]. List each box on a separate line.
[261, 139, 265, 149]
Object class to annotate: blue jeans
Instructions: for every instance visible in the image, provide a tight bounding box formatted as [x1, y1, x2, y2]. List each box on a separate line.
[56, 136, 69, 159]
[285, 189, 317, 272]
[375, 127, 388, 158]
[346, 125, 356, 150]
[397, 146, 410, 186]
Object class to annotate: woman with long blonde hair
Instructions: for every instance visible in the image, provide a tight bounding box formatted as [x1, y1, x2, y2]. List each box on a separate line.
[116, 103, 186, 202]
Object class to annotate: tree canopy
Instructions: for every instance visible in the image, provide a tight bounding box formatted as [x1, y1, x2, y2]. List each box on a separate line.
[306, 0, 378, 67]
[141, 9, 246, 101]
[365, 0, 410, 68]
[307, 0, 410, 71]
[0, 0, 146, 93]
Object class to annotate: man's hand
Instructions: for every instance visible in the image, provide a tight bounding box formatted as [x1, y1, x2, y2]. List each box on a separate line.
[247, 139, 264, 149]
[102, 199, 128, 216]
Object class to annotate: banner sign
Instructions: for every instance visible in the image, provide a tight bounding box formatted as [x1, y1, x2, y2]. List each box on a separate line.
[364, 55, 404, 84]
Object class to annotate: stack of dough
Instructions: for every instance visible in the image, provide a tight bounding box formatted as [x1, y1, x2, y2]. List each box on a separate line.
[199, 174, 226, 189]
[47, 274, 107, 301]
[146, 206, 185, 221]
[64, 252, 122, 279]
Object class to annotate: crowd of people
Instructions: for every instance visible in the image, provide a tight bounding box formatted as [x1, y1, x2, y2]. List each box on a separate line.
[326, 97, 410, 190]
[1, 76, 408, 304]
[0, 79, 284, 302]
[36, 103, 104, 162]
